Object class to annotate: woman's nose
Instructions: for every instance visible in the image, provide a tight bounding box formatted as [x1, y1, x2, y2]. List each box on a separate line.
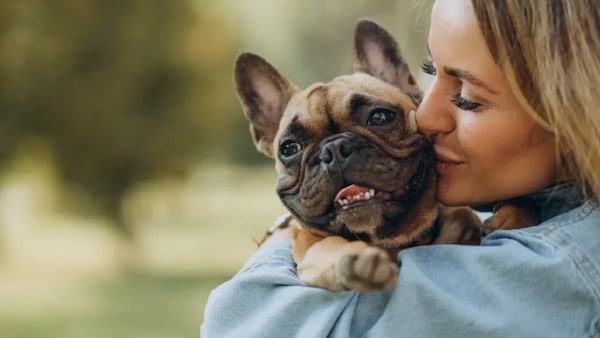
[415, 81, 455, 136]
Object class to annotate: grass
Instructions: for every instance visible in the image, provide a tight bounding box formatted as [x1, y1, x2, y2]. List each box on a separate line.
[0, 270, 230, 338]
[0, 163, 287, 338]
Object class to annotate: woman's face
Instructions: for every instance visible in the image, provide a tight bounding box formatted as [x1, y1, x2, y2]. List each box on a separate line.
[416, 0, 558, 206]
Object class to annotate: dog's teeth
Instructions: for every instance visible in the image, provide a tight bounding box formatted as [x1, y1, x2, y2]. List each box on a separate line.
[337, 189, 379, 208]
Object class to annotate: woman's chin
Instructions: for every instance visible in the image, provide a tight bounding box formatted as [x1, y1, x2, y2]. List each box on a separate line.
[435, 186, 479, 207]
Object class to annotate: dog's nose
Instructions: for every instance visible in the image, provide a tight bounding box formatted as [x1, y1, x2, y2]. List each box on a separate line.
[320, 137, 354, 167]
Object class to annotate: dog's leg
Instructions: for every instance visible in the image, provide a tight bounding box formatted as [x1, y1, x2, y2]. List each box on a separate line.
[435, 206, 482, 245]
[291, 227, 398, 292]
[482, 198, 539, 235]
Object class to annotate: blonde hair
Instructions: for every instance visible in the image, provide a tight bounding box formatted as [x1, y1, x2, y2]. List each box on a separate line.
[471, 0, 600, 202]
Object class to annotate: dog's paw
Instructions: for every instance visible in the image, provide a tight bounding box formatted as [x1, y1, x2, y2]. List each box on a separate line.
[336, 247, 398, 292]
[481, 217, 501, 235]
[482, 199, 539, 235]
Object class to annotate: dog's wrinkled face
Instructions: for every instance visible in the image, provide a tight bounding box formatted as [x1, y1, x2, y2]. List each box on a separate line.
[274, 74, 433, 240]
[235, 20, 437, 245]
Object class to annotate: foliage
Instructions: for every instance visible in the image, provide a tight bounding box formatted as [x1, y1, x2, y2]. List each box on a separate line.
[0, 0, 238, 231]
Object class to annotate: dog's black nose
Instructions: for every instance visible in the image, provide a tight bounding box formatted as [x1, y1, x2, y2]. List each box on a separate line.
[320, 137, 354, 167]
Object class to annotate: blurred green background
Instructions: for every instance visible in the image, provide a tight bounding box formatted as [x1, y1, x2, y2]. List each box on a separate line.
[0, 0, 433, 337]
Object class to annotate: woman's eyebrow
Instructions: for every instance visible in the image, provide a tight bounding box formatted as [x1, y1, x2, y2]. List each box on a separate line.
[426, 44, 499, 95]
[443, 66, 499, 95]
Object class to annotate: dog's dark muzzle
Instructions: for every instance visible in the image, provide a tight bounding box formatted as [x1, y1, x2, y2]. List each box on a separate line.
[280, 131, 434, 233]
[319, 134, 355, 172]
[317, 132, 431, 180]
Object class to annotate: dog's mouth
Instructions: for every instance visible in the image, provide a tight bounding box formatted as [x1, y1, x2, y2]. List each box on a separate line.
[319, 157, 430, 237]
[283, 135, 435, 239]
[334, 184, 394, 209]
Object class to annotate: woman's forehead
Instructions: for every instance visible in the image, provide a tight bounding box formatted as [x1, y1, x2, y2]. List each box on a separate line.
[429, 0, 480, 55]
[432, 0, 474, 29]
[429, 1, 505, 86]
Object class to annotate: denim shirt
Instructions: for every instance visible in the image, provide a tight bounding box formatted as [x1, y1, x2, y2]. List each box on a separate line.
[201, 183, 600, 338]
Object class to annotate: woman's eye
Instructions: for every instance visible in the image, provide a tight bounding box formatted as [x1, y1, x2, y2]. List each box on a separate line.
[451, 93, 482, 111]
[367, 108, 396, 126]
[279, 140, 302, 158]
[421, 58, 436, 76]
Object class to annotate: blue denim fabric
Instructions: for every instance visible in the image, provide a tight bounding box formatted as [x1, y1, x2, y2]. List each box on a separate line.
[201, 183, 600, 338]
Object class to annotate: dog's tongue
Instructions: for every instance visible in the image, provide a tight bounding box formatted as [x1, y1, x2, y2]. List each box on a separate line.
[335, 184, 371, 201]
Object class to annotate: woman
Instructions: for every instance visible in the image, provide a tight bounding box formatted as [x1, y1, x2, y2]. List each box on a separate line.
[202, 1, 600, 337]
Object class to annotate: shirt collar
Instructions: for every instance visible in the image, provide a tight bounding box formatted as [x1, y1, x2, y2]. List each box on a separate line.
[524, 181, 584, 222]
[472, 181, 585, 223]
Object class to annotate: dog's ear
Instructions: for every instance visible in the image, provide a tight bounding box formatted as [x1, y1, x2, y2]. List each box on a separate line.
[353, 19, 422, 104]
[234, 53, 298, 158]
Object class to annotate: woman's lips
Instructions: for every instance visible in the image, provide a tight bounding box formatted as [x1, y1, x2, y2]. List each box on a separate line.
[434, 146, 463, 175]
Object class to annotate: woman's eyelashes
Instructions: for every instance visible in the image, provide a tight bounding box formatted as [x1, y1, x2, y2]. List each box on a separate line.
[451, 92, 482, 110]
[421, 58, 436, 75]
[421, 58, 483, 111]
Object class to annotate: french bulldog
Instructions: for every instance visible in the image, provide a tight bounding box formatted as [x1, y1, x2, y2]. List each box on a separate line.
[233, 19, 535, 292]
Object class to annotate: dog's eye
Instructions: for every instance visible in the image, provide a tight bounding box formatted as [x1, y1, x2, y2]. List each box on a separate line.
[367, 108, 396, 126]
[280, 140, 302, 158]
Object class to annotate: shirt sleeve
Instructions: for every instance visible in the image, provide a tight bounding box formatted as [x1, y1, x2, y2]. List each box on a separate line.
[201, 228, 600, 338]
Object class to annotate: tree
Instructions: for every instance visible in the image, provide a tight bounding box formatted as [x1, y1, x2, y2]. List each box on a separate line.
[0, 0, 238, 234]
